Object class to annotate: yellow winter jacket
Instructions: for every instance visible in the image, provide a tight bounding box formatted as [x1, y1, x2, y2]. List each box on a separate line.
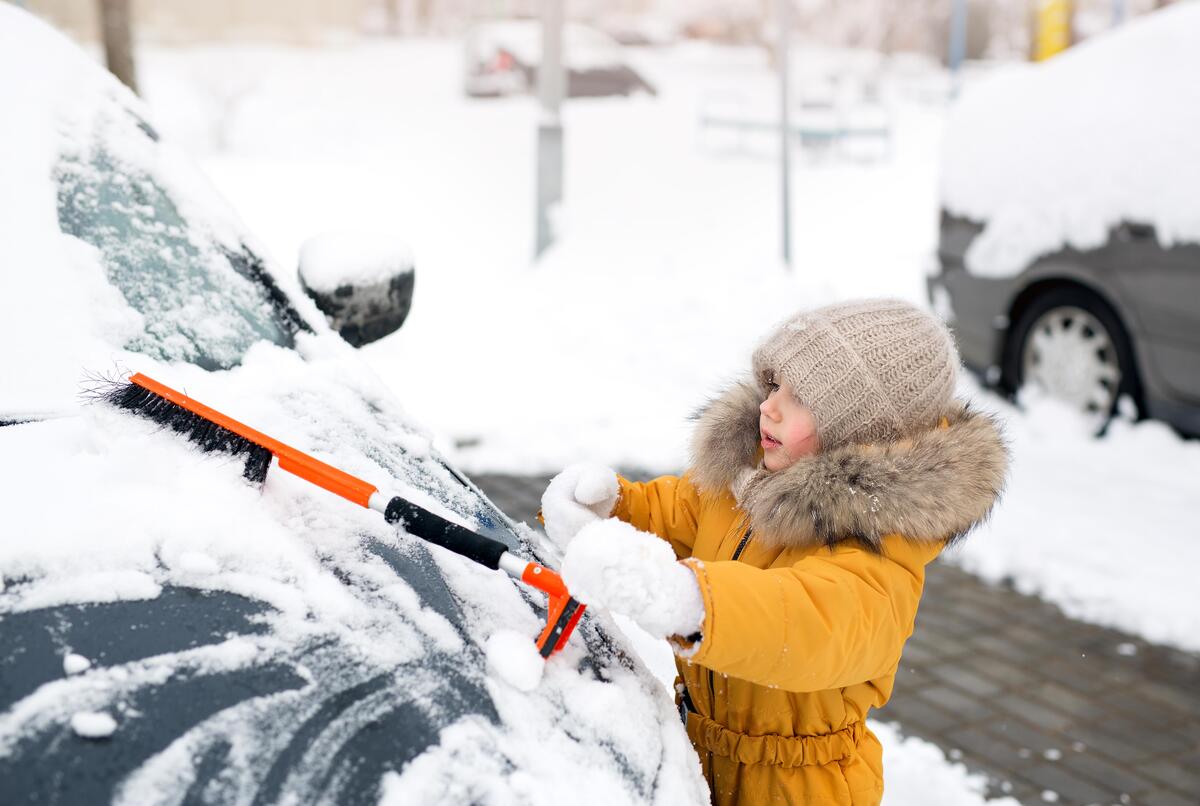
[613, 381, 1008, 805]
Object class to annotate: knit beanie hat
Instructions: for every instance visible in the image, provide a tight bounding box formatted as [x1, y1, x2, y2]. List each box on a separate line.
[751, 299, 959, 451]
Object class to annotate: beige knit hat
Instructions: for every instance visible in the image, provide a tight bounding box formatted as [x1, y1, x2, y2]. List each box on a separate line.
[751, 299, 959, 451]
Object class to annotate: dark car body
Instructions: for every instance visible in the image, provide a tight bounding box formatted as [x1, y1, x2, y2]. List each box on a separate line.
[928, 212, 1200, 435]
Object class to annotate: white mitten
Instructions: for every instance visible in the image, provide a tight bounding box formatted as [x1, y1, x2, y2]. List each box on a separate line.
[541, 462, 620, 549]
[561, 519, 705, 640]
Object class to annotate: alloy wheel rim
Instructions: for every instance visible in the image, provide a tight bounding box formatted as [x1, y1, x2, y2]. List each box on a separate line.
[1022, 305, 1121, 416]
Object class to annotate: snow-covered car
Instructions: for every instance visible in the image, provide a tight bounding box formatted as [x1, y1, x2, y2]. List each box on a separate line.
[0, 6, 702, 804]
[928, 4, 1200, 436]
[463, 20, 656, 99]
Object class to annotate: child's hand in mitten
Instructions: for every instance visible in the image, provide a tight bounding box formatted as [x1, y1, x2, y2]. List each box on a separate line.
[561, 519, 704, 640]
[540, 462, 619, 549]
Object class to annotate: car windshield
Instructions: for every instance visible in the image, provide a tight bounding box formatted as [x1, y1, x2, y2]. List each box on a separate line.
[54, 108, 305, 371]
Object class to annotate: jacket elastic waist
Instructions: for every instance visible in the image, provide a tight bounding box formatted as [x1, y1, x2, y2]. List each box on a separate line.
[685, 712, 866, 768]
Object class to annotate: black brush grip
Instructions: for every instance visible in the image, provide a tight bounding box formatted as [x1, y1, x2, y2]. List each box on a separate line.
[383, 496, 507, 570]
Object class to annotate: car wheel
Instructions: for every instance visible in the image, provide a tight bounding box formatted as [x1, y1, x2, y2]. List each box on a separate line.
[1004, 287, 1141, 429]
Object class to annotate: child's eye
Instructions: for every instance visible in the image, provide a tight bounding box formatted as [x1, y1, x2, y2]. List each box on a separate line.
[764, 373, 779, 392]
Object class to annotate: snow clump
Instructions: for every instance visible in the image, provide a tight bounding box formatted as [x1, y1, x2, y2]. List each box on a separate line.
[485, 629, 544, 692]
[62, 653, 92, 676]
[561, 519, 704, 639]
[71, 711, 117, 739]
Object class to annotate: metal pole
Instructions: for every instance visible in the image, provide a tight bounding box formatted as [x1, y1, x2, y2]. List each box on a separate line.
[949, 0, 967, 98]
[535, 0, 565, 258]
[778, 0, 792, 268]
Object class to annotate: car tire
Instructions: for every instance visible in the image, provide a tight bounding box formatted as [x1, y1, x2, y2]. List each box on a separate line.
[1003, 286, 1142, 431]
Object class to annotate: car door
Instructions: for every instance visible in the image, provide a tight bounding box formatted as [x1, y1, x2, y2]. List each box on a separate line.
[1104, 223, 1200, 403]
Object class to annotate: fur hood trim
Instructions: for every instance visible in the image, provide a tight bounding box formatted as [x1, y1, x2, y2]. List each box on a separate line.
[686, 380, 1009, 551]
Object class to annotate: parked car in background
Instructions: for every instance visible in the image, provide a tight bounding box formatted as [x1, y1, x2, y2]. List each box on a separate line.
[0, 6, 701, 803]
[928, 5, 1200, 436]
[930, 215, 1200, 434]
[463, 20, 656, 98]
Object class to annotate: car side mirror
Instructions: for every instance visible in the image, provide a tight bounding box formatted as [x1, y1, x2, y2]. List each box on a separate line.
[297, 233, 415, 348]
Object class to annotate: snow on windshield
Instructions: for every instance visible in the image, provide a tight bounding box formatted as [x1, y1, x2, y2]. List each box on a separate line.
[55, 114, 300, 369]
[940, 3, 1200, 277]
[0, 3, 320, 413]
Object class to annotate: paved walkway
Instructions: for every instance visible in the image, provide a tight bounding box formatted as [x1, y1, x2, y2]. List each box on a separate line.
[473, 473, 1200, 806]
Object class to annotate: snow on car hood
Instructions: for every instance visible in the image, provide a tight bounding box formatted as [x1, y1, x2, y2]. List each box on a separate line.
[0, 7, 706, 803]
[0, 338, 704, 803]
[940, 3, 1200, 277]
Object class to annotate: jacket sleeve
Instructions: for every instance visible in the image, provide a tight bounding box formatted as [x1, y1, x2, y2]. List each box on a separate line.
[611, 474, 702, 560]
[675, 536, 941, 692]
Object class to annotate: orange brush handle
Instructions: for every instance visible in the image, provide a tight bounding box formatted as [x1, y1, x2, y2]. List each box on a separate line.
[130, 373, 585, 658]
[519, 562, 568, 598]
[130, 373, 379, 507]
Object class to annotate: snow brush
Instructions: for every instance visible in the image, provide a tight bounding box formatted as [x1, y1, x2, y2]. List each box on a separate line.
[101, 372, 585, 659]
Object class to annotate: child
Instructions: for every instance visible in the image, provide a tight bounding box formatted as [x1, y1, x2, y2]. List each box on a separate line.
[541, 299, 1008, 805]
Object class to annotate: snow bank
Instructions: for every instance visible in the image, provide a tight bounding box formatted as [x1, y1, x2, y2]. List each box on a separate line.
[298, 231, 414, 293]
[949, 378, 1200, 652]
[873, 722, 1017, 806]
[941, 3, 1200, 277]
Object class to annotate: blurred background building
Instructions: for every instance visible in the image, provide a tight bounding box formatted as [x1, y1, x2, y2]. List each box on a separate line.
[19, 0, 1185, 57]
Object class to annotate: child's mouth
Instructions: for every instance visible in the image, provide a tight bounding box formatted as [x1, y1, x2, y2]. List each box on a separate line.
[761, 431, 781, 449]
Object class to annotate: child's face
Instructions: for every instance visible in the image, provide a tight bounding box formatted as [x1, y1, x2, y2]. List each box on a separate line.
[759, 380, 820, 471]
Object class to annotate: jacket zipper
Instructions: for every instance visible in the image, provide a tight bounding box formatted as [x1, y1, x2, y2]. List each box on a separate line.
[706, 667, 716, 792]
[730, 527, 753, 562]
[707, 528, 751, 726]
[700, 526, 753, 792]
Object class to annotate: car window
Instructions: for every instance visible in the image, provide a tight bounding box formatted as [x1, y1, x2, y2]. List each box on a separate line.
[54, 109, 305, 371]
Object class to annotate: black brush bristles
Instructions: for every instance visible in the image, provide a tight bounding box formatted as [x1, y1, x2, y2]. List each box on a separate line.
[101, 380, 273, 483]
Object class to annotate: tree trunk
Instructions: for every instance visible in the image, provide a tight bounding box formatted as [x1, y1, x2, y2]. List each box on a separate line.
[98, 0, 138, 95]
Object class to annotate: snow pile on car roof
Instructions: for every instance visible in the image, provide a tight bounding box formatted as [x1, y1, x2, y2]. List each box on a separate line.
[940, 3, 1200, 277]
